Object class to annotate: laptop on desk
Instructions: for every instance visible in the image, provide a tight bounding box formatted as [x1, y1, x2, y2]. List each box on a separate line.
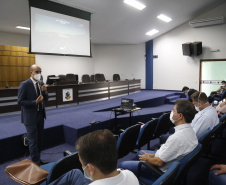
[120, 98, 134, 111]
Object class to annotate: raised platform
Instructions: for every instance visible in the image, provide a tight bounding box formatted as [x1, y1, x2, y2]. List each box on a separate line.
[0, 90, 185, 163]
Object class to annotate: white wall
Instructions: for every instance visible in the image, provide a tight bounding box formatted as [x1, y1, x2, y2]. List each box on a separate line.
[36, 54, 95, 82]
[153, 2, 226, 91]
[94, 44, 146, 88]
[0, 31, 29, 47]
[0, 31, 145, 88]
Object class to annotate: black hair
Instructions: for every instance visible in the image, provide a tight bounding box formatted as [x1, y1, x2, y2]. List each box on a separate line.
[75, 129, 117, 175]
[175, 99, 196, 123]
[182, 86, 189, 92]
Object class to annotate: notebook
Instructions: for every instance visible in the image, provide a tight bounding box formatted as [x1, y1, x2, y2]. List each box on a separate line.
[120, 98, 134, 111]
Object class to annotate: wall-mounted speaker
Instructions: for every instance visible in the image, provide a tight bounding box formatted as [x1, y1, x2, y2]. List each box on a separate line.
[182, 43, 193, 56]
[193, 42, 202, 56]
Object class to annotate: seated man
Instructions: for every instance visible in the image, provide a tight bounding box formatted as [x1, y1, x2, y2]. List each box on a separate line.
[182, 86, 197, 102]
[208, 81, 226, 103]
[209, 164, 226, 185]
[190, 92, 219, 138]
[160, 92, 220, 144]
[119, 99, 198, 181]
[49, 129, 139, 185]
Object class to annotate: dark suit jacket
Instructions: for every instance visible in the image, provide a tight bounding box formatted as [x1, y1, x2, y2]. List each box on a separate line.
[18, 78, 49, 125]
[188, 88, 197, 101]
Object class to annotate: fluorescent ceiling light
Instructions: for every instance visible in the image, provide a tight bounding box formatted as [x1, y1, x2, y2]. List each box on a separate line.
[146, 29, 159, 36]
[157, 14, 172, 22]
[16, 26, 30, 30]
[123, 0, 146, 10]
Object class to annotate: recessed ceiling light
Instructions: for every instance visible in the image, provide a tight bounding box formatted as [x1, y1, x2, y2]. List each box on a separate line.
[16, 26, 30, 30]
[123, 0, 146, 10]
[146, 29, 159, 36]
[157, 14, 172, 22]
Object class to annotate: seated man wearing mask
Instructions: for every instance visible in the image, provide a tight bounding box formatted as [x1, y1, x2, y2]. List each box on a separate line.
[49, 129, 139, 185]
[182, 86, 197, 102]
[119, 99, 198, 182]
[190, 92, 219, 138]
[160, 92, 219, 144]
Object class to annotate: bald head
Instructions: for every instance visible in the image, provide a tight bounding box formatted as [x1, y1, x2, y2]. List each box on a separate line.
[30, 64, 41, 72]
[30, 64, 42, 81]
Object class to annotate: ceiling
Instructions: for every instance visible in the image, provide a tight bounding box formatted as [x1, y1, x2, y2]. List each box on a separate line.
[0, 0, 226, 44]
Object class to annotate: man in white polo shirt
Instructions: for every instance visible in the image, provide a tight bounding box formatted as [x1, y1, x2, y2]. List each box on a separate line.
[119, 99, 198, 182]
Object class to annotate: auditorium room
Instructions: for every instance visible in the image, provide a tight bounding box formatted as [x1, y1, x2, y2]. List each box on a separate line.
[0, 0, 226, 184]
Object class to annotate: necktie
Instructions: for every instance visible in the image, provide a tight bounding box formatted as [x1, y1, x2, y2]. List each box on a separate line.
[36, 82, 42, 111]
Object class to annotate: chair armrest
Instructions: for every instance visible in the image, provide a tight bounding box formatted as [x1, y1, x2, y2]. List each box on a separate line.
[137, 161, 164, 178]
[119, 129, 124, 133]
[137, 122, 144, 125]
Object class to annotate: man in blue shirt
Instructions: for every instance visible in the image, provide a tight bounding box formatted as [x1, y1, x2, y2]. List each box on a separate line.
[190, 92, 219, 138]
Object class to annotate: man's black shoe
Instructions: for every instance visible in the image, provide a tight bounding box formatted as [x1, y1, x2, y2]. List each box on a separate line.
[40, 160, 49, 165]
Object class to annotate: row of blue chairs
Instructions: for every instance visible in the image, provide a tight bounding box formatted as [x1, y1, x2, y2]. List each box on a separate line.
[40, 114, 226, 185]
[136, 114, 226, 185]
[117, 112, 173, 159]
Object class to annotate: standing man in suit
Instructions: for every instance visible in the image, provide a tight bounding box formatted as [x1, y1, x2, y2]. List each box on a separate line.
[18, 64, 49, 165]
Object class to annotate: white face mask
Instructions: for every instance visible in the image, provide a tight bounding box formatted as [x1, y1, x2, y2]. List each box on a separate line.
[170, 110, 179, 124]
[195, 106, 200, 112]
[83, 165, 93, 181]
[34, 74, 41, 81]
[195, 102, 208, 112]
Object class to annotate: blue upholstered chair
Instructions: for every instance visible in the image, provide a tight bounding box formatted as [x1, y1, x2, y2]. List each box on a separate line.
[220, 114, 226, 122]
[138, 161, 180, 185]
[200, 121, 226, 163]
[153, 113, 173, 139]
[40, 152, 82, 185]
[135, 119, 158, 150]
[212, 90, 226, 103]
[136, 144, 201, 185]
[198, 129, 211, 144]
[173, 143, 202, 185]
[117, 124, 141, 159]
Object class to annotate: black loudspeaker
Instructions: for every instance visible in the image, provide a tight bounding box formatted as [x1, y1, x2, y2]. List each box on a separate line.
[182, 43, 193, 56]
[193, 42, 202, 56]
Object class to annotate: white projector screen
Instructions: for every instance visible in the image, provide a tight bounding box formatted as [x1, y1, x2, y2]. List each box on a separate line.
[30, 7, 91, 56]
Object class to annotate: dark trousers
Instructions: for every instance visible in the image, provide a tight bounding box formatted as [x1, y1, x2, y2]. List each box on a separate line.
[209, 169, 226, 185]
[118, 150, 160, 183]
[25, 111, 44, 165]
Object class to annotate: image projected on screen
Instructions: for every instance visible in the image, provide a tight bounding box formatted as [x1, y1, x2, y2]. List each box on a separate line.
[30, 7, 91, 56]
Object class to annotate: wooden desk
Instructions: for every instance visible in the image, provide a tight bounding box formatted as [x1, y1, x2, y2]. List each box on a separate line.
[0, 80, 141, 114]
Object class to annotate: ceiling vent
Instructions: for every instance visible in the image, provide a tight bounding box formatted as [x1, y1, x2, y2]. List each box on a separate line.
[189, 16, 225, 28]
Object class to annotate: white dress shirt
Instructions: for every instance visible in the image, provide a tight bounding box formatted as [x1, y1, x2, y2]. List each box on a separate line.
[155, 124, 198, 172]
[191, 105, 219, 138]
[90, 169, 139, 185]
[30, 77, 41, 95]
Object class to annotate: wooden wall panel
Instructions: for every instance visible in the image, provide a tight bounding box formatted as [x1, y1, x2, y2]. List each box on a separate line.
[0, 56, 10, 65]
[1, 66, 10, 81]
[0, 45, 36, 88]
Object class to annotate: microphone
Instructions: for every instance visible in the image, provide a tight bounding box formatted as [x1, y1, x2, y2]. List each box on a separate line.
[5, 81, 10, 88]
[132, 74, 135, 80]
[122, 74, 128, 80]
[105, 75, 110, 82]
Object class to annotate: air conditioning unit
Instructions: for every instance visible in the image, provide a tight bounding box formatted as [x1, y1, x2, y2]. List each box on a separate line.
[189, 16, 225, 28]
